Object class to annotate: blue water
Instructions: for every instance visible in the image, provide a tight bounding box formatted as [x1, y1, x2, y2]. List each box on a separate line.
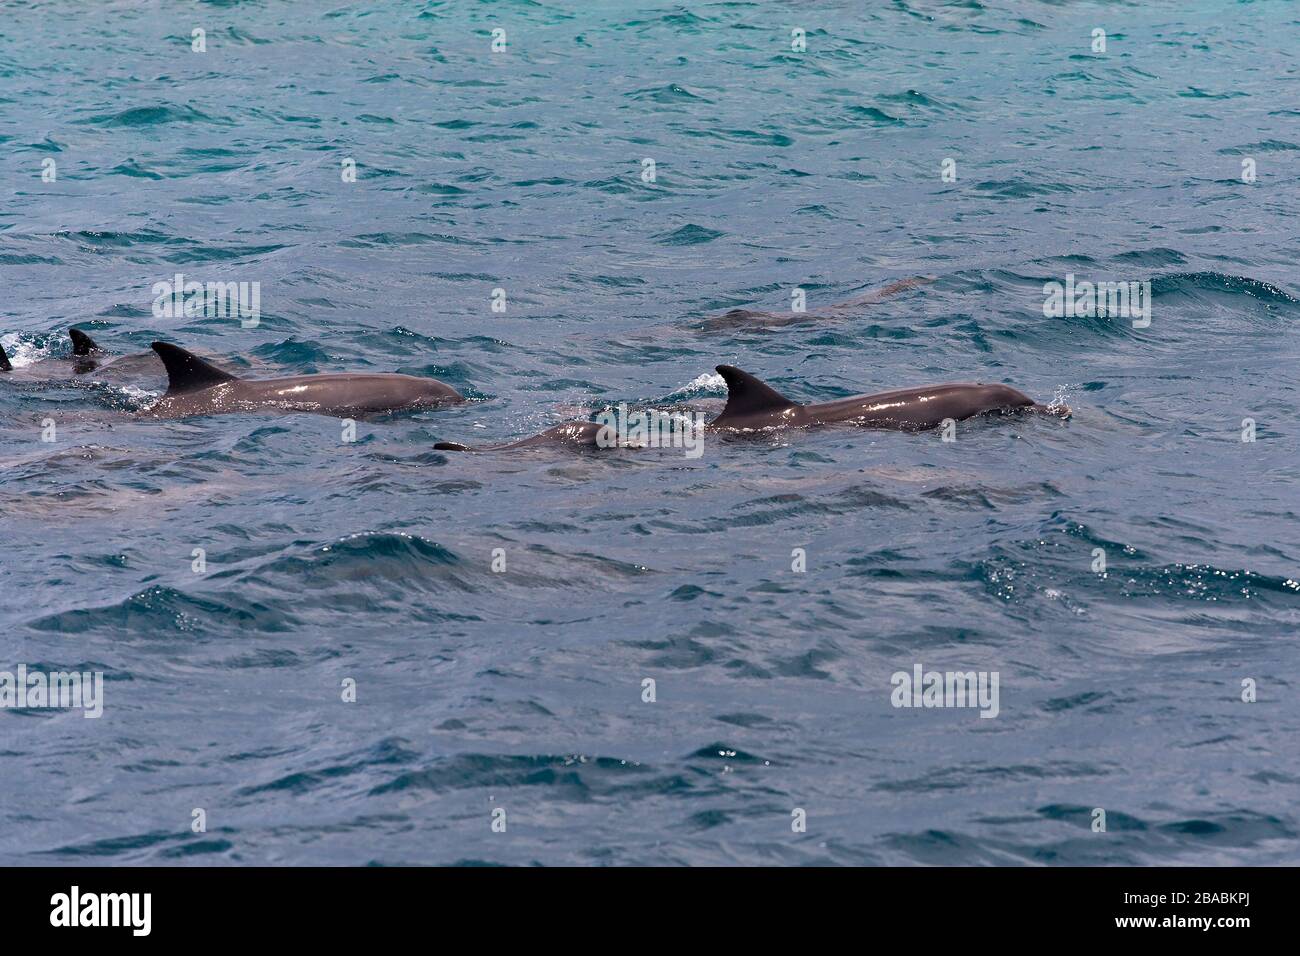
[2, 0, 1298, 865]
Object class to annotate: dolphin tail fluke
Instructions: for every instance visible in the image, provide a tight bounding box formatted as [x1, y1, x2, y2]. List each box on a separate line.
[151, 342, 240, 394]
[714, 365, 799, 424]
[433, 441, 473, 452]
[69, 328, 101, 355]
[0, 341, 11, 372]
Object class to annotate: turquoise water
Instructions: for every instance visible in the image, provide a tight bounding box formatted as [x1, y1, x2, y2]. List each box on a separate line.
[1, 0, 1298, 864]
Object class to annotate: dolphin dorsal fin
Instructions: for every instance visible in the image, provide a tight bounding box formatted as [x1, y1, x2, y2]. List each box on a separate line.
[151, 342, 238, 394]
[715, 365, 798, 420]
[69, 328, 101, 355]
[0, 342, 11, 372]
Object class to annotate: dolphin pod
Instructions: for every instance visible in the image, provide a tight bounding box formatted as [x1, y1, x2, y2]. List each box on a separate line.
[433, 365, 1065, 452]
[5, 295, 1067, 446]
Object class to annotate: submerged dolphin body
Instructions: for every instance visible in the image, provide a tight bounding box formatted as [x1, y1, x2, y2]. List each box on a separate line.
[434, 421, 603, 453]
[434, 365, 1064, 452]
[144, 342, 464, 419]
[702, 277, 935, 331]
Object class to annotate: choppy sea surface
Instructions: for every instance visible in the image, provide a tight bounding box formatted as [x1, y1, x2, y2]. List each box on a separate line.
[2, 0, 1298, 866]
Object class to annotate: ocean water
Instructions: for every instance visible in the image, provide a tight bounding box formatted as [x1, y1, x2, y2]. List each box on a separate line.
[1, 0, 1298, 866]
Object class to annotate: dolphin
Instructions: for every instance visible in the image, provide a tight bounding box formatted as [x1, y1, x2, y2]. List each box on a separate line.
[68, 329, 168, 385]
[434, 365, 1064, 451]
[1, 333, 73, 378]
[1, 329, 162, 383]
[1, 329, 104, 379]
[708, 365, 1062, 431]
[143, 341, 465, 419]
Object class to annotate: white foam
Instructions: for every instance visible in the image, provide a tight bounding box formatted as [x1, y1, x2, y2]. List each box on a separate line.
[666, 370, 726, 400]
[1046, 383, 1078, 412]
[0, 333, 55, 369]
[114, 384, 159, 402]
